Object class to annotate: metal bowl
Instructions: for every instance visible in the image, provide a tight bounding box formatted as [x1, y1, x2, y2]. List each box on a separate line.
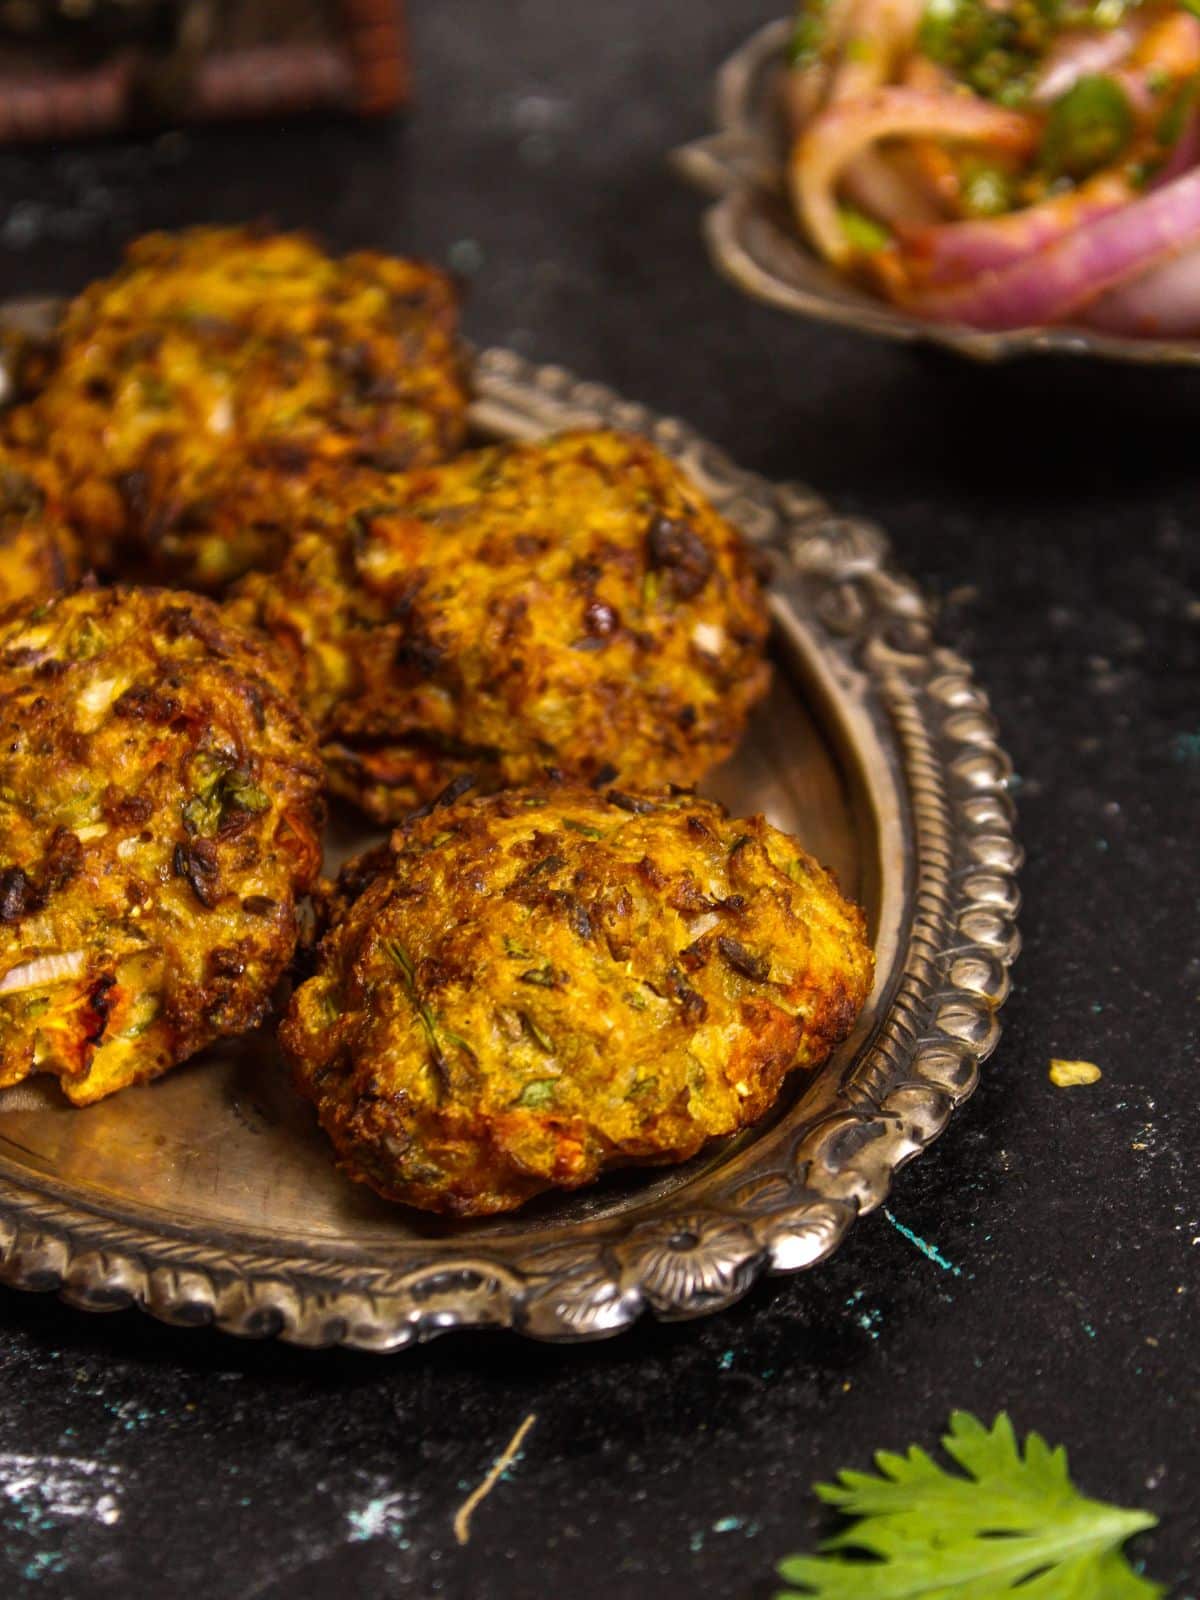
[0, 345, 1021, 1350]
[673, 18, 1200, 366]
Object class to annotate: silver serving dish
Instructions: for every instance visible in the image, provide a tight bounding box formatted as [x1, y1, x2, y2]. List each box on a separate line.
[673, 19, 1200, 366]
[0, 344, 1021, 1350]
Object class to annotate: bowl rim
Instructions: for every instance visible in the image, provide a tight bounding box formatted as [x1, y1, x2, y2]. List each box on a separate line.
[672, 17, 1200, 366]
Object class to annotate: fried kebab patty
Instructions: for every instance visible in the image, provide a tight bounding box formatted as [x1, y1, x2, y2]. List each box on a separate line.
[235, 429, 772, 822]
[283, 787, 873, 1216]
[0, 446, 84, 611]
[0, 586, 324, 1104]
[8, 227, 467, 591]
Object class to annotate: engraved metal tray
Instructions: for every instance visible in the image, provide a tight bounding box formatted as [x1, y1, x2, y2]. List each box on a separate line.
[673, 18, 1200, 367]
[0, 344, 1021, 1350]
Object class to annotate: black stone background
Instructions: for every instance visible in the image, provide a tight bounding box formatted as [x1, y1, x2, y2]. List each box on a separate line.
[0, 3, 1196, 1596]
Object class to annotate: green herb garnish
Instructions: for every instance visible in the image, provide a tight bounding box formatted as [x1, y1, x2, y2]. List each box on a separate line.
[121, 997, 162, 1039]
[789, 0, 829, 65]
[382, 937, 417, 984]
[438, 1025, 477, 1062]
[515, 1078, 557, 1108]
[960, 163, 1014, 218]
[562, 819, 605, 839]
[136, 374, 172, 409]
[776, 1411, 1162, 1598]
[520, 1012, 555, 1053]
[382, 938, 446, 1077]
[182, 755, 269, 837]
[519, 962, 559, 988]
[916, 0, 1135, 104]
[838, 208, 892, 254]
[67, 617, 105, 662]
[524, 854, 564, 879]
[1041, 75, 1133, 181]
[1157, 74, 1199, 150]
[919, 0, 1051, 103]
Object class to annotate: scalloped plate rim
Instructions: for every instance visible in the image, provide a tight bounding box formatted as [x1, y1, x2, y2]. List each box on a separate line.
[0, 340, 1022, 1351]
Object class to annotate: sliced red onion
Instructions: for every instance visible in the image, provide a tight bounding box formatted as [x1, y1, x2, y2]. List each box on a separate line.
[898, 167, 1200, 330]
[790, 87, 1035, 262]
[1033, 26, 1140, 106]
[844, 149, 942, 227]
[1153, 102, 1200, 190]
[786, 61, 834, 134]
[1084, 239, 1200, 335]
[1113, 63, 1165, 120]
[899, 173, 1132, 286]
[825, 0, 925, 107]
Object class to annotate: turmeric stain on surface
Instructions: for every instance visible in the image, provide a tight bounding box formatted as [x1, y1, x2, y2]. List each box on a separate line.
[1049, 1059, 1102, 1088]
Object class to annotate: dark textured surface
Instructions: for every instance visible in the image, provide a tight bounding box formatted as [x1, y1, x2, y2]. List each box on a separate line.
[0, 3, 1197, 1596]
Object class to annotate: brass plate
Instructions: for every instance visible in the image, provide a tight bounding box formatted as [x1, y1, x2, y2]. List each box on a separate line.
[0, 345, 1021, 1349]
[673, 19, 1200, 367]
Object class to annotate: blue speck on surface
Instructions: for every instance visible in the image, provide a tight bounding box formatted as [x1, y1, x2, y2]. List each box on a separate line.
[1170, 731, 1200, 764]
[448, 237, 484, 276]
[883, 1208, 963, 1277]
[1083, 1322, 1097, 1339]
[703, 1515, 761, 1541]
[718, 1350, 734, 1370]
[23, 1551, 67, 1582]
[347, 1494, 407, 1544]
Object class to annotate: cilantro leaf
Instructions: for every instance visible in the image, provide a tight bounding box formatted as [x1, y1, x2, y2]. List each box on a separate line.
[777, 1411, 1162, 1599]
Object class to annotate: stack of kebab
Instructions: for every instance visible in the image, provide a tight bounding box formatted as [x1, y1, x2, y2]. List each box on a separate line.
[0, 228, 872, 1216]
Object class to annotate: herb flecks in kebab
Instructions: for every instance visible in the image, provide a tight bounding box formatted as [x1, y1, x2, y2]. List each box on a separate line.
[283, 788, 873, 1217]
[6, 226, 468, 590]
[0, 586, 324, 1104]
[232, 429, 771, 823]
